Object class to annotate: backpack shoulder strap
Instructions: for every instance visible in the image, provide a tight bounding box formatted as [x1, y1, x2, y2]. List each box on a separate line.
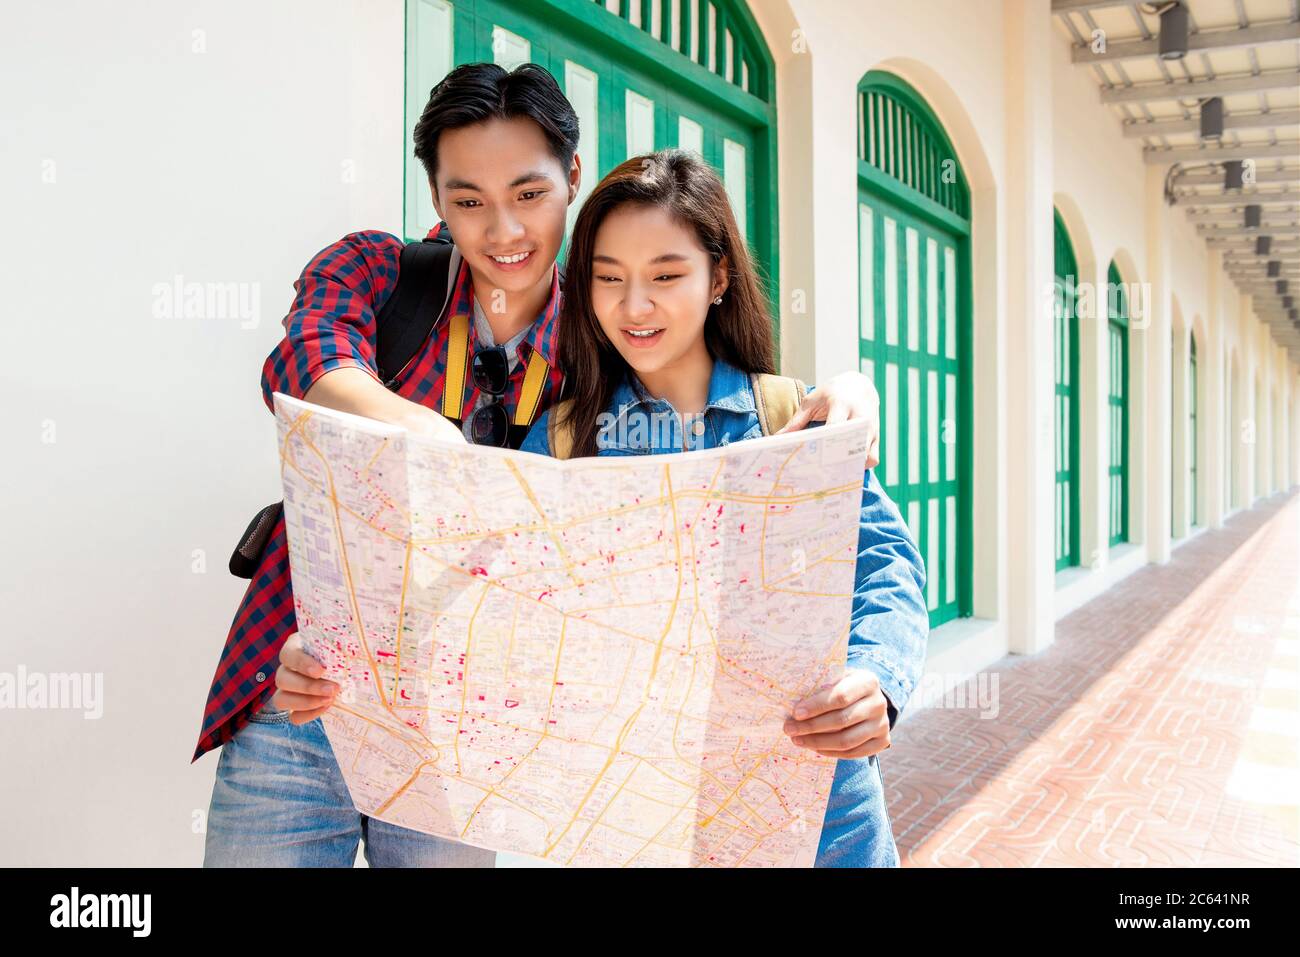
[751, 372, 809, 435]
[547, 398, 577, 460]
[375, 233, 459, 386]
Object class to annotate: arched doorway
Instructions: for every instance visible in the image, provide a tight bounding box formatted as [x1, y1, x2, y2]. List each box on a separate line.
[855, 69, 971, 628]
[1053, 208, 1080, 570]
[1106, 260, 1129, 546]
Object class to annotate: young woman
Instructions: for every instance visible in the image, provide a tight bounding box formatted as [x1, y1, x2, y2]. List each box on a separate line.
[519, 149, 929, 867]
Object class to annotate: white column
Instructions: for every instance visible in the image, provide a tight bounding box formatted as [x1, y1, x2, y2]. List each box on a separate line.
[1284, 363, 1295, 489]
[1284, 369, 1294, 486]
[770, 7, 817, 382]
[1272, 347, 1285, 493]
[1247, 316, 1261, 504]
[1252, 324, 1264, 502]
[1203, 250, 1225, 528]
[1144, 165, 1173, 562]
[1171, 321, 1188, 538]
[1265, 346, 1276, 495]
[1003, 0, 1056, 653]
[1232, 298, 1251, 509]
[1277, 353, 1286, 490]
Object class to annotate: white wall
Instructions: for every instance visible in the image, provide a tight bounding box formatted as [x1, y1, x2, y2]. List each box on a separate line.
[0, 0, 404, 865]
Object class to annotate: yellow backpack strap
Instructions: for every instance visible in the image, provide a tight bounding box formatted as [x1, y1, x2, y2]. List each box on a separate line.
[440, 310, 471, 420]
[751, 373, 809, 435]
[547, 398, 577, 460]
[512, 350, 550, 427]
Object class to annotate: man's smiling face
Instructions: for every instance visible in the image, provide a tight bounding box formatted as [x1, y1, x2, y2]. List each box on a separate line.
[431, 115, 579, 298]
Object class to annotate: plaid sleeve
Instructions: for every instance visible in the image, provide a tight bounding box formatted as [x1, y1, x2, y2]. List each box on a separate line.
[259, 230, 405, 411]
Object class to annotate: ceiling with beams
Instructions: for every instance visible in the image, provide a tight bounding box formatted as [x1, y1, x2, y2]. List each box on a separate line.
[1052, 0, 1300, 361]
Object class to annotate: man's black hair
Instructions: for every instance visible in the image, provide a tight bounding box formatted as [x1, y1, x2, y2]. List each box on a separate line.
[413, 62, 580, 190]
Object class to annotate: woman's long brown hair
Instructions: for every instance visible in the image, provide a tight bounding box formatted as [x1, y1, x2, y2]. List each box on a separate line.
[556, 148, 777, 458]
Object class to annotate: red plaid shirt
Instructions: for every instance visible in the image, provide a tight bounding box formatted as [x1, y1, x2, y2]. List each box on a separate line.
[192, 228, 564, 762]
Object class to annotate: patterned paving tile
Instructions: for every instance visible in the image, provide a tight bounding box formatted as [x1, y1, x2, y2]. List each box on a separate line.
[886, 491, 1300, 867]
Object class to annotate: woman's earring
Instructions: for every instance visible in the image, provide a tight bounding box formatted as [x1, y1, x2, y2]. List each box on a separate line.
[712, 295, 723, 305]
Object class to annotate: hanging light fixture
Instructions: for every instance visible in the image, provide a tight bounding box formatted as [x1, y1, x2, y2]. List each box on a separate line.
[1244, 204, 1262, 228]
[1199, 97, 1224, 140]
[1158, 2, 1189, 60]
[1224, 160, 1245, 190]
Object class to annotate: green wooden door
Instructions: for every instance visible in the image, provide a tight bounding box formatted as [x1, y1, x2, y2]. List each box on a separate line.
[403, 0, 777, 315]
[1106, 261, 1129, 546]
[1053, 209, 1080, 570]
[857, 71, 972, 629]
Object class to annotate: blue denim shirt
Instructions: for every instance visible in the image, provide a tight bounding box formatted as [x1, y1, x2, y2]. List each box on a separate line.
[520, 357, 929, 866]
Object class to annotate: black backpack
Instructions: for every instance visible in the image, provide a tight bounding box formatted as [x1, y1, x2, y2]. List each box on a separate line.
[229, 223, 464, 578]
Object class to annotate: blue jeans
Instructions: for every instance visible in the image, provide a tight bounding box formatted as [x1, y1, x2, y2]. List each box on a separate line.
[204, 707, 897, 868]
[202, 704, 496, 867]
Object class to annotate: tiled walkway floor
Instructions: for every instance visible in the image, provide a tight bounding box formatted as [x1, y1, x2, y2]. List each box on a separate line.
[887, 491, 1300, 867]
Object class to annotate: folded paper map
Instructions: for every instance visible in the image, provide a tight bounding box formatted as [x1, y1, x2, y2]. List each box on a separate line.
[273, 392, 870, 867]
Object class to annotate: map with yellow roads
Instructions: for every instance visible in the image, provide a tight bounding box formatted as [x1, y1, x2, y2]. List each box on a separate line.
[273, 393, 870, 867]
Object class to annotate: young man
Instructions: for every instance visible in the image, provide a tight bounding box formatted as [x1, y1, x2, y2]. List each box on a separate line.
[197, 62, 883, 867]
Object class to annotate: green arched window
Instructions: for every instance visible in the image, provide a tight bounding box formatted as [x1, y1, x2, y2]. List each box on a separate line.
[856, 70, 972, 629]
[1053, 209, 1080, 570]
[403, 0, 778, 311]
[1106, 261, 1129, 547]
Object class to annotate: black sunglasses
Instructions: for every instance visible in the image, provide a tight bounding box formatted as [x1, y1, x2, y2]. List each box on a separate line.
[468, 345, 510, 446]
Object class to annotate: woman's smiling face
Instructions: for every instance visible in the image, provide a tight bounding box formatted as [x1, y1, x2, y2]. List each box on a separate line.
[589, 202, 728, 378]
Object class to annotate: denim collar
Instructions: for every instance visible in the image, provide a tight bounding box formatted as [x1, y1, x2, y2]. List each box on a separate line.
[609, 355, 757, 422]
